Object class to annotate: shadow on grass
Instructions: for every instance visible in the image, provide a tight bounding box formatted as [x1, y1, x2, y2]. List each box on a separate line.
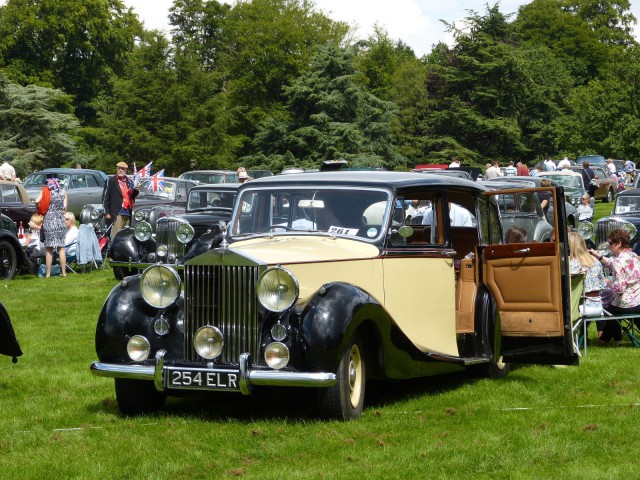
[89, 367, 529, 423]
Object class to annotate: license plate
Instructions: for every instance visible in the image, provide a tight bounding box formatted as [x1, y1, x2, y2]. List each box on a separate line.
[165, 367, 240, 391]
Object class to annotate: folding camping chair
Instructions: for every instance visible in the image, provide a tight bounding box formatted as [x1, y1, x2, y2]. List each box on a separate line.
[68, 224, 103, 272]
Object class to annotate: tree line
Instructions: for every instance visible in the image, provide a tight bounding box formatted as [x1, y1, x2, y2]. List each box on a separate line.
[0, 0, 637, 179]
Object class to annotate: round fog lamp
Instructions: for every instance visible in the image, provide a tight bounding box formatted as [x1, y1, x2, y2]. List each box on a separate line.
[134, 221, 153, 242]
[176, 222, 195, 244]
[264, 342, 289, 369]
[134, 210, 146, 222]
[194, 326, 224, 359]
[140, 265, 181, 308]
[271, 323, 287, 341]
[157, 244, 168, 257]
[257, 267, 299, 312]
[154, 316, 170, 336]
[127, 335, 150, 361]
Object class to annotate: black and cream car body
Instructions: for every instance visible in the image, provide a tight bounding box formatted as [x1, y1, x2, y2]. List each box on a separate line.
[91, 172, 578, 419]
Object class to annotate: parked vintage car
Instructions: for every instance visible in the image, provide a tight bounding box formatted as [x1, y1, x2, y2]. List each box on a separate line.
[109, 183, 240, 279]
[0, 219, 32, 280]
[484, 181, 553, 242]
[569, 165, 617, 202]
[22, 168, 108, 218]
[0, 180, 36, 229]
[594, 188, 640, 254]
[538, 170, 586, 207]
[178, 170, 239, 184]
[483, 176, 577, 227]
[130, 177, 199, 230]
[0, 302, 22, 363]
[90, 172, 578, 419]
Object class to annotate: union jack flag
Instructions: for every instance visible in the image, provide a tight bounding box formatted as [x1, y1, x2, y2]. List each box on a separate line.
[139, 161, 153, 178]
[147, 169, 165, 192]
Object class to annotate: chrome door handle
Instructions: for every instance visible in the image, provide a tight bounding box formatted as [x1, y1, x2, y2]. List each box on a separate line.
[514, 248, 530, 254]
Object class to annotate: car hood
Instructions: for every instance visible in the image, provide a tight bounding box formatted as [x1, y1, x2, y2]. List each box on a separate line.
[227, 235, 380, 265]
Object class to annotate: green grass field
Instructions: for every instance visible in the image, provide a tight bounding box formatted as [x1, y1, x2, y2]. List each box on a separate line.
[0, 201, 637, 479]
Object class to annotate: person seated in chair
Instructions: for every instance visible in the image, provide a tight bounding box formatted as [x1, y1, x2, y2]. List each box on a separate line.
[25, 213, 45, 262]
[64, 212, 79, 260]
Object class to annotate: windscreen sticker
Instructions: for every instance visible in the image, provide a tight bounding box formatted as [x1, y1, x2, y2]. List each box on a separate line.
[328, 226, 359, 236]
[367, 228, 377, 237]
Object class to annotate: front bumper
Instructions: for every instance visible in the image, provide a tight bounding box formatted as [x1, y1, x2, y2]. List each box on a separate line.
[90, 350, 336, 395]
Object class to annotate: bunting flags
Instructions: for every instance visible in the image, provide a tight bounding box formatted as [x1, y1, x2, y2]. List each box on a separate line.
[147, 169, 165, 192]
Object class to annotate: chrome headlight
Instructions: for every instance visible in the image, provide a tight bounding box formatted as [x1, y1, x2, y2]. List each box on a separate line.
[140, 265, 181, 308]
[176, 222, 195, 244]
[134, 221, 153, 242]
[157, 244, 168, 257]
[127, 335, 150, 362]
[264, 342, 289, 369]
[257, 266, 299, 312]
[194, 326, 224, 359]
[90, 209, 101, 221]
[134, 210, 147, 222]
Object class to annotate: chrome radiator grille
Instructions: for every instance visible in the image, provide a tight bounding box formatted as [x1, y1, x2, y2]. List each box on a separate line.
[156, 219, 187, 258]
[184, 264, 259, 364]
[596, 219, 629, 245]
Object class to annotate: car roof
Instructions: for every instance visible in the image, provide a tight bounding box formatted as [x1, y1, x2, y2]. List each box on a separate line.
[617, 188, 640, 197]
[242, 171, 488, 191]
[484, 176, 553, 186]
[190, 183, 241, 191]
[483, 180, 544, 190]
[539, 170, 581, 177]
[180, 170, 237, 175]
[29, 168, 104, 175]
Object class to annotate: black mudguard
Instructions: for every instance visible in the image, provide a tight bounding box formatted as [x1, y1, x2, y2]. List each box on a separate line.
[0, 302, 22, 362]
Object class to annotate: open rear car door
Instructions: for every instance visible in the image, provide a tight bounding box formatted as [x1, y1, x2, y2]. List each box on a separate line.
[481, 186, 579, 366]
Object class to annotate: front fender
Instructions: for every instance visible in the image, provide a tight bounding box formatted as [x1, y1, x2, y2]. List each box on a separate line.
[300, 282, 389, 373]
[109, 228, 155, 263]
[95, 276, 183, 363]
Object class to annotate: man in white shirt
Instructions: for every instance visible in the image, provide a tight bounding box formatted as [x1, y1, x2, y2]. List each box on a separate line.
[606, 158, 617, 176]
[422, 203, 473, 227]
[504, 161, 517, 177]
[449, 157, 461, 168]
[484, 161, 503, 180]
[544, 156, 556, 171]
[557, 156, 571, 169]
[0, 160, 16, 181]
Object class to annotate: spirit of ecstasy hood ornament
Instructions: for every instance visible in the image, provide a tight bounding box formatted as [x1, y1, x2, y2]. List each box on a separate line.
[218, 220, 229, 248]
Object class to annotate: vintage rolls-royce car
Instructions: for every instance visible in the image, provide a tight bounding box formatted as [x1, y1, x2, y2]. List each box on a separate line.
[594, 188, 640, 254]
[109, 183, 240, 279]
[91, 172, 578, 419]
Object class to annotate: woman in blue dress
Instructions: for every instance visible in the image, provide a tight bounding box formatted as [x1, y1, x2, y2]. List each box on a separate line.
[35, 175, 68, 277]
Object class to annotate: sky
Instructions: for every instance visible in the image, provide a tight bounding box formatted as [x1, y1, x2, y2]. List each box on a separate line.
[121, 0, 640, 57]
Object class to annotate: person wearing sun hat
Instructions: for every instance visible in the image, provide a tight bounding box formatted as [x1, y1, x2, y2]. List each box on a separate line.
[237, 166, 253, 183]
[103, 161, 140, 240]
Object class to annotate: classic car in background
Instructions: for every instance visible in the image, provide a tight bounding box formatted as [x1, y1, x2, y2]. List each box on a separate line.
[22, 168, 108, 217]
[594, 188, 640, 254]
[0, 180, 36, 229]
[569, 165, 617, 202]
[538, 170, 586, 207]
[483, 176, 577, 227]
[0, 219, 32, 280]
[109, 183, 240, 279]
[91, 172, 577, 420]
[130, 178, 199, 230]
[178, 170, 239, 184]
[0, 302, 22, 363]
[484, 181, 553, 242]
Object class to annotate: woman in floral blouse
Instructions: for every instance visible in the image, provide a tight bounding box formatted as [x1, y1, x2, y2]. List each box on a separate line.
[589, 228, 640, 345]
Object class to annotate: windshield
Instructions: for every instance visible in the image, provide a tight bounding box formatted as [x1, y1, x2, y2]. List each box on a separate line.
[138, 180, 177, 200]
[232, 187, 390, 240]
[495, 192, 541, 216]
[187, 189, 236, 211]
[24, 173, 70, 189]
[541, 174, 582, 188]
[182, 173, 238, 184]
[614, 195, 640, 214]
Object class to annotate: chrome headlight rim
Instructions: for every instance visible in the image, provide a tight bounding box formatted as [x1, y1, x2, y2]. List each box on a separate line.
[89, 208, 101, 221]
[134, 221, 153, 242]
[134, 210, 147, 222]
[264, 342, 290, 370]
[140, 265, 181, 309]
[257, 266, 299, 313]
[176, 222, 195, 244]
[127, 335, 150, 362]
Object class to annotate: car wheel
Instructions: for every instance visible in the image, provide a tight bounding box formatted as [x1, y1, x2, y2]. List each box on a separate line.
[0, 240, 18, 280]
[115, 378, 166, 416]
[606, 188, 614, 203]
[317, 336, 366, 420]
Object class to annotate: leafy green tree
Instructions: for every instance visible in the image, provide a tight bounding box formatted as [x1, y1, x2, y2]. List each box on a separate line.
[0, 0, 141, 123]
[248, 43, 403, 170]
[0, 74, 82, 178]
